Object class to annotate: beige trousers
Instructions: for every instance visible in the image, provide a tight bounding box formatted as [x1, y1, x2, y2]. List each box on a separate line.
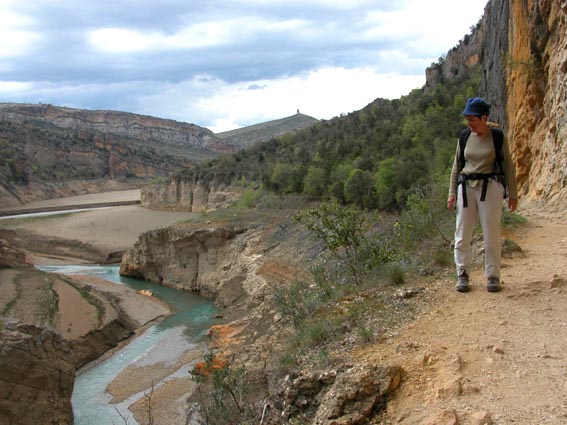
[454, 179, 505, 278]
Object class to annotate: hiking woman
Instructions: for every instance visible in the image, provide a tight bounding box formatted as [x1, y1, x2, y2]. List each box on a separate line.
[447, 97, 518, 293]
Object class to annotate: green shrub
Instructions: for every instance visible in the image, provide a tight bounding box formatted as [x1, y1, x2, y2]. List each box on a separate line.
[357, 325, 374, 344]
[295, 201, 396, 286]
[433, 247, 452, 267]
[189, 353, 259, 425]
[501, 210, 527, 227]
[388, 263, 406, 285]
[238, 187, 262, 208]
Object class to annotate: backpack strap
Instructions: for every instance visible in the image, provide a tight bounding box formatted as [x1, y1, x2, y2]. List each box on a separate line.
[490, 127, 504, 174]
[458, 128, 472, 171]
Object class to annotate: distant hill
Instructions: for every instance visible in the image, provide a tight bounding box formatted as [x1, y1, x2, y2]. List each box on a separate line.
[0, 103, 321, 206]
[216, 112, 319, 148]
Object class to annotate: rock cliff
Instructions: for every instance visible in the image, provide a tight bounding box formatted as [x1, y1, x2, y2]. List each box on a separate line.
[426, 0, 567, 208]
[120, 224, 259, 304]
[505, 0, 567, 207]
[0, 323, 75, 425]
[140, 177, 240, 211]
[0, 103, 235, 154]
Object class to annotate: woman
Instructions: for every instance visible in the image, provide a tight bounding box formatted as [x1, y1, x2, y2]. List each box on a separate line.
[447, 97, 518, 293]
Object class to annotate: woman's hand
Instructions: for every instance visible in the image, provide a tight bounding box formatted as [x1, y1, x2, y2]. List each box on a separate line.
[447, 195, 457, 212]
[507, 198, 518, 212]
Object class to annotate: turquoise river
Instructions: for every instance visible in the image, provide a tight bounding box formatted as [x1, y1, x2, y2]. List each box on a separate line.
[37, 264, 219, 425]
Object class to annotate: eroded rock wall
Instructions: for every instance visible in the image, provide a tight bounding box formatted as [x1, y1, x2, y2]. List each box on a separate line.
[0, 103, 235, 154]
[120, 224, 262, 305]
[0, 323, 75, 425]
[506, 0, 567, 207]
[141, 177, 240, 211]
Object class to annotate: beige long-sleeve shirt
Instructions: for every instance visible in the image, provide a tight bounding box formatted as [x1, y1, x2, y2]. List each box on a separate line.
[449, 130, 518, 199]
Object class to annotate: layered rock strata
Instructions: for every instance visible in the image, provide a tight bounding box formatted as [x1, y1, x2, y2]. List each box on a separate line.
[120, 224, 255, 304]
[0, 323, 75, 425]
[140, 177, 240, 211]
[0, 103, 235, 154]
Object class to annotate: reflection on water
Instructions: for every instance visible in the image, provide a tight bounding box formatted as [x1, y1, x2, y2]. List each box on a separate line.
[37, 265, 219, 425]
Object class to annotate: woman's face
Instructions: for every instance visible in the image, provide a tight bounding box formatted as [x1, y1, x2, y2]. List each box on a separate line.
[465, 115, 488, 135]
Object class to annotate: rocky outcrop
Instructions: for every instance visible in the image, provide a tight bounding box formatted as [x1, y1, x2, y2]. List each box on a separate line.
[0, 323, 75, 425]
[0, 230, 27, 269]
[280, 364, 402, 425]
[120, 224, 257, 304]
[426, 0, 567, 208]
[68, 319, 134, 368]
[141, 177, 240, 211]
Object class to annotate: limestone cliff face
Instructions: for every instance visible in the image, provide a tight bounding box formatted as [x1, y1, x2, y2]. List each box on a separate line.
[427, 0, 567, 208]
[120, 224, 264, 306]
[505, 0, 567, 207]
[141, 177, 241, 211]
[0, 103, 235, 154]
[0, 323, 75, 425]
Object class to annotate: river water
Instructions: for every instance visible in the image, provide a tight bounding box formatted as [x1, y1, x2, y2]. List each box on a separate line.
[37, 264, 219, 425]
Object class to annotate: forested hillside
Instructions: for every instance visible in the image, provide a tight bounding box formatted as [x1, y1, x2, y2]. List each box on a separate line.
[179, 67, 481, 211]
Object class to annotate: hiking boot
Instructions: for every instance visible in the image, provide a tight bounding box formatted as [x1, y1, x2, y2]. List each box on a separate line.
[487, 277, 502, 292]
[455, 272, 470, 292]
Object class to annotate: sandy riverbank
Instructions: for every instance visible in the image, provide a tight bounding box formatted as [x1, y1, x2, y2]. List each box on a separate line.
[0, 188, 199, 342]
[1, 190, 197, 261]
[0, 189, 142, 211]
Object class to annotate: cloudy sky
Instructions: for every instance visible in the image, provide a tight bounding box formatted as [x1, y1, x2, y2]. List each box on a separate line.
[0, 0, 488, 133]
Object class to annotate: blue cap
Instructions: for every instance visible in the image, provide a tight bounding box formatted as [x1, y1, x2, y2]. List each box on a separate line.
[461, 97, 491, 116]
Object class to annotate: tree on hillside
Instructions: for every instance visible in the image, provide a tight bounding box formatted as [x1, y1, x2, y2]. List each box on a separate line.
[175, 65, 482, 211]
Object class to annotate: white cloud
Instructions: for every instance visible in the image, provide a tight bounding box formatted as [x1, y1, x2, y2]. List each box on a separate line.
[160, 67, 425, 132]
[0, 81, 31, 93]
[88, 28, 156, 53]
[88, 17, 308, 53]
[231, 0, 389, 8]
[361, 0, 486, 54]
[1, 0, 490, 132]
[0, 2, 40, 58]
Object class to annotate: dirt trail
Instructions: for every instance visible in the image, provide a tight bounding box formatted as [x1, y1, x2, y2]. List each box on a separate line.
[355, 210, 567, 425]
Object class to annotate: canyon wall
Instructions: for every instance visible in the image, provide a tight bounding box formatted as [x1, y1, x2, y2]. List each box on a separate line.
[0, 103, 234, 206]
[505, 0, 567, 207]
[0, 103, 236, 154]
[141, 177, 241, 211]
[120, 224, 265, 306]
[0, 323, 75, 425]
